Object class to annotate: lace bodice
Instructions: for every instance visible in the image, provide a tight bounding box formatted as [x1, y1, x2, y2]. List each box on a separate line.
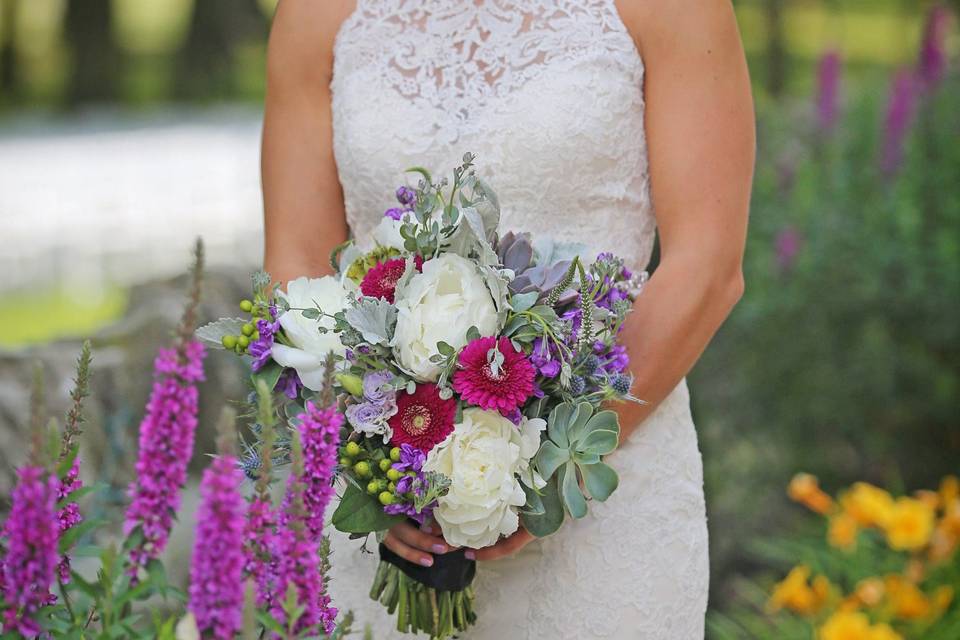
[327, 3, 709, 638]
[331, 0, 656, 270]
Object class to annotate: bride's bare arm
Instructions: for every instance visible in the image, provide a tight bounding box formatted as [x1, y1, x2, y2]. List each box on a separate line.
[261, 0, 353, 284]
[611, 0, 754, 438]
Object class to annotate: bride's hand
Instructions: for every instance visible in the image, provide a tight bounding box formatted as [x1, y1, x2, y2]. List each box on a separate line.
[383, 521, 455, 568]
[471, 527, 535, 561]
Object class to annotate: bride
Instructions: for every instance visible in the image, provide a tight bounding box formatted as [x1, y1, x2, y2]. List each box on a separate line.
[261, 0, 754, 637]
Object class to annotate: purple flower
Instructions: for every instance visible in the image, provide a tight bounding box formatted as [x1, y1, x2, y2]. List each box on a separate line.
[292, 402, 341, 540]
[1, 466, 59, 636]
[816, 50, 842, 133]
[362, 370, 395, 405]
[502, 408, 524, 425]
[124, 340, 206, 576]
[918, 5, 950, 90]
[391, 443, 425, 473]
[396, 186, 416, 206]
[56, 459, 83, 583]
[270, 516, 337, 636]
[384, 207, 405, 221]
[595, 342, 629, 375]
[881, 70, 919, 175]
[188, 454, 246, 639]
[249, 317, 279, 372]
[276, 369, 302, 400]
[530, 337, 562, 378]
[775, 226, 803, 271]
[244, 496, 276, 608]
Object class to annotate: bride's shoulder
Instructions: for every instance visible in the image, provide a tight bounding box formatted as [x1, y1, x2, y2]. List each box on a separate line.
[266, 0, 356, 84]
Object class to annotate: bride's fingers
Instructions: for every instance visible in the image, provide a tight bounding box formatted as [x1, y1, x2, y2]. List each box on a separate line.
[390, 522, 453, 554]
[473, 529, 533, 561]
[383, 530, 434, 567]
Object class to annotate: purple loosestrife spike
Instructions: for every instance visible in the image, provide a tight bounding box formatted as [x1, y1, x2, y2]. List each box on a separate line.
[816, 50, 842, 133]
[245, 380, 278, 609]
[56, 459, 83, 583]
[187, 454, 247, 639]
[123, 339, 207, 576]
[289, 401, 342, 539]
[271, 432, 338, 636]
[918, 5, 951, 90]
[881, 70, 919, 176]
[1, 466, 59, 636]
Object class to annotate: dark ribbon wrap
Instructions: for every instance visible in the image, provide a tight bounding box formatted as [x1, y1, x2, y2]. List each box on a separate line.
[379, 543, 476, 592]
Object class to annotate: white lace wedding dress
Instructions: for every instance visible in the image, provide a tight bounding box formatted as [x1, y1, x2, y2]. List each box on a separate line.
[326, 1, 709, 638]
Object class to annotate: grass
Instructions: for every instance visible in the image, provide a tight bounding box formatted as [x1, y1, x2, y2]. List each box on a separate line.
[0, 286, 128, 348]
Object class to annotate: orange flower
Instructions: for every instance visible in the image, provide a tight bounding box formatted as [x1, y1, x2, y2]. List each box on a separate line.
[884, 575, 931, 620]
[828, 512, 859, 550]
[769, 565, 830, 615]
[940, 475, 959, 507]
[841, 483, 894, 528]
[852, 578, 886, 608]
[883, 497, 935, 551]
[817, 611, 903, 640]
[789, 473, 835, 515]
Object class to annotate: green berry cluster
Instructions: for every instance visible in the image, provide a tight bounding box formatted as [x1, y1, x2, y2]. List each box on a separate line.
[339, 442, 416, 506]
[221, 299, 268, 354]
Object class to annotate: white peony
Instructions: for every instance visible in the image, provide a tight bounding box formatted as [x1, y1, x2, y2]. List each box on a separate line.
[391, 253, 500, 382]
[368, 212, 414, 252]
[423, 408, 546, 549]
[271, 276, 348, 391]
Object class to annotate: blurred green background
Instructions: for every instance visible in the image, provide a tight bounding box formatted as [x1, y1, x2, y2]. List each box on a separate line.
[0, 1, 957, 638]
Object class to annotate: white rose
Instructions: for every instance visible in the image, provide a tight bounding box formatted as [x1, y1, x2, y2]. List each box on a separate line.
[271, 276, 348, 391]
[391, 253, 500, 382]
[423, 408, 546, 549]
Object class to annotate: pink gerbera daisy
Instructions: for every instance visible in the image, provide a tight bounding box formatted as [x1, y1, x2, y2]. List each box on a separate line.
[360, 255, 424, 303]
[452, 336, 536, 414]
[388, 383, 457, 452]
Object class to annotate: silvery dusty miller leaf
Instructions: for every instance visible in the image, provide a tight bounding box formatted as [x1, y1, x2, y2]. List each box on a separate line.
[195, 318, 247, 348]
[344, 298, 397, 345]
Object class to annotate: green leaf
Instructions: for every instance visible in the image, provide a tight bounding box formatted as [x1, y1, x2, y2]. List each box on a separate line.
[547, 402, 575, 449]
[578, 428, 619, 456]
[251, 362, 283, 394]
[59, 518, 107, 553]
[510, 292, 539, 313]
[520, 476, 565, 538]
[56, 444, 81, 479]
[533, 441, 569, 481]
[331, 483, 403, 534]
[565, 402, 594, 445]
[501, 314, 530, 338]
[580, 461, 619, 502]
[559, 462, 588, 519]
[404, 166, 432, 184]
[56, 482, 106, 510]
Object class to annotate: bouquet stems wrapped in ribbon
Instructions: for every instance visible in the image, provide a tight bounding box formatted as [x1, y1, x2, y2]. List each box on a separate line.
[199, 153, 645, 638]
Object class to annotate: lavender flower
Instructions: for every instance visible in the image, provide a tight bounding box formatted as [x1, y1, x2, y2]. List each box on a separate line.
[363, 370, 395, 405]
[1, 466, 59, 636]
[56, 459, 83, 583]
[345, 371, 398, 439]
[595, 342, 629, 375]
[384, 207, 405, 221]
[276, 368, 302, 400]
[918, 5, 950, 90]
[396, 185, 416, 206]
[816, 50, 842, 132]
[384, 444, 434, 524]
[881, 70, 918, 175]
[124, 339, 206, 575]
[530, 337, 562, 378]
[188, 455, 246, 639]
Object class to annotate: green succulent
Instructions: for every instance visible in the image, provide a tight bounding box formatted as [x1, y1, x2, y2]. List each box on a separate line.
[522, 402, 620, 537]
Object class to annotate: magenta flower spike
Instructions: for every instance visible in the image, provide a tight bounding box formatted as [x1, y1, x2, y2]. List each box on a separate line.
[124, 339, 206, 575]
[293, 401, 342, 539]
[880, 70, 919, 176]
[56, 458, 84, 583]
[816, 50, 842, 133]
[1, 466, 59, 636]
[244, 495, 278, 609]
[187, 454, 246, 639]
[918, 5, 951, 90]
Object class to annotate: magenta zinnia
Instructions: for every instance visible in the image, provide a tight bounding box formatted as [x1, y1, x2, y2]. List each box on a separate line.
[388, 383, 457, 452]
[188, 454, 246, 640]
[124, 339, 206, 575]
[1, 466, 59, 636]
[452, 336, 536, 414]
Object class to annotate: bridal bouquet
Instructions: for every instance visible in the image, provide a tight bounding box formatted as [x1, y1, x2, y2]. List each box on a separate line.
[200, 153, 645, 638]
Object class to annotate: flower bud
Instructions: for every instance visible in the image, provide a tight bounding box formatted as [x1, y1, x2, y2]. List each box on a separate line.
[241, 323, 255, 337]
[379, 491, 395, 506]
[345, 441, 361, 457]
[237, 335, 250, 349]
[339, 457, 351, 467]
[336, 374, 364, 397]
[387, 481, 397, 493]
[367, 480, 381, 495]
[221, 335, 238, 350]
[389, 447, 402, 462]
[386, 468, 401, 482]
[240, 300, 253, 312]
[379, 458, 392, 472]
[354, 461, 372, 478]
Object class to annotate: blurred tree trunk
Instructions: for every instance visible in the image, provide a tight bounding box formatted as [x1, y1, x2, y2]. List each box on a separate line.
[64, 0, 120, 106]
[174, 0, 268, 100]
[765, 0, 787, 98]
[0, 0, 19, 102]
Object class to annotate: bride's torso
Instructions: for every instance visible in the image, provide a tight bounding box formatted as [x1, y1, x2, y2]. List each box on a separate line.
[331, 0, 656, 270]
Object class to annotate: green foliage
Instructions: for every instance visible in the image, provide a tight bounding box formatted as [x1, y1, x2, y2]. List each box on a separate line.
[331, 482, 404, 534]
